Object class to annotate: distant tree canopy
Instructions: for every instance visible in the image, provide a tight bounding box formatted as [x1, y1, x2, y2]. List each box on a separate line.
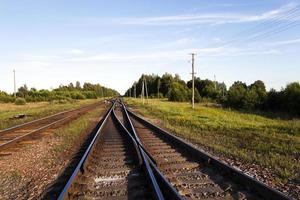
[0, 82, 119, 103]
[125, 73, 300, 116]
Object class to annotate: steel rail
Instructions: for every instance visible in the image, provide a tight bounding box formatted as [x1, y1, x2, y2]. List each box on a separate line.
[117, 101, 183, 200]
[0, 102, 102, 150]
[0, 102, 101, 134]
[125, 106, 292, 200]
[120, 100, 157, 165]
[57, 100, 164, 200]
[112, 108, 165, 200]
[57, 101, 115, 200]
[0, 115, 73, 150]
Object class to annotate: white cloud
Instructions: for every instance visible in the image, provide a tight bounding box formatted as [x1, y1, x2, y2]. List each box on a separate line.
[112, 3, 299, 26]
[66, 49, 84, 54]
[19, 46, 278, 66]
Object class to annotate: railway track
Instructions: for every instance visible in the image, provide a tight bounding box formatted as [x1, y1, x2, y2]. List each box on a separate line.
[53, 101, 173, 200]
[117, 100, 292, 200]
[47, 99, 292, 200]
[0, 102, 102, 151]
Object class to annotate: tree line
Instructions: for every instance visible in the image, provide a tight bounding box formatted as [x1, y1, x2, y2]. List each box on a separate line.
[0, 81, 119, 103]
[125, 73, 300, 116]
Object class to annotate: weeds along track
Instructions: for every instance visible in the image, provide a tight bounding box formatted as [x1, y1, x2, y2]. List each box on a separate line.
[0, 102, 103, 151]
[43, 100, 292, 200]
[118, 100, 292, 200]
[50, 101, 167, 200]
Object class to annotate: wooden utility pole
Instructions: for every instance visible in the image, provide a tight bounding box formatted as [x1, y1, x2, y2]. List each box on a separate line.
[190, 53, 196, 109]
[134, 83, 136, 98]
[214, 75, 217, 90]
[13, 69, 16, 97]
[157, 79, 160, 99]
[144, 77, 148, 101]
[141, 80, 145, 104]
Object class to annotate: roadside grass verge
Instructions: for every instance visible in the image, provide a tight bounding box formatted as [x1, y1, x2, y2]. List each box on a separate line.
[0, 99, 99, 130]
[125, 98, 300, 183]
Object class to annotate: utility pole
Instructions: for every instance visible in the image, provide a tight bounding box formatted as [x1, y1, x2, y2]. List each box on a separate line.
[144, 77, 148, 101]
[190, 53, 196, 109]
[214, 74, 217, 91]
[13, 69, 16, 97]
[157, 79, 160, 99]
[134, 83, 136, 98]
[222, 81, 225, 98]
[141, 80, 145, 104]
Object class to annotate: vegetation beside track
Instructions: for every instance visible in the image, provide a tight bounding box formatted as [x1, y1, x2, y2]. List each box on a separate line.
[0, 104, 106, 199]
[125, 98, 300, 184]
[50, 105, 106, 158]
[0, 99, 100, 130]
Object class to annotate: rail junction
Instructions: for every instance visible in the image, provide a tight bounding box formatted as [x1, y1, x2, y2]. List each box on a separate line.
[41, 99, 292, 200]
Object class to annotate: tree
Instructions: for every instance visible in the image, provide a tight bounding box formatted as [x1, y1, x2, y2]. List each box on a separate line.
[160, 73, 175, 96]
[76, 81, 81, 90]
[282, 82, 300, 115]
[264, 89, 283, 111]
[17, 84, 28, 98]
[167, 82, 189, 102]
[187, 78, 219, 100]
[249, 80, 267, 108]
[226, 81, 247, 108]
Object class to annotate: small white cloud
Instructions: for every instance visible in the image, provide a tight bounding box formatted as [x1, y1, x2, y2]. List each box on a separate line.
[67, 49, 84, 54]
[212, 37, 222, 43]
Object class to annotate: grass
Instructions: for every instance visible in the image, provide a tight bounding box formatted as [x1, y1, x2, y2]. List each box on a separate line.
[0, 99, 99, 130]
[125, 98, 300, 184]
[50, 105, 106, 158]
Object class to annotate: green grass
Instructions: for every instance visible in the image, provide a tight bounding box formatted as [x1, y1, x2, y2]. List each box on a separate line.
[125, 98, 300, 183]
[51, 106, 105, 157]
[0, 99, 99, 130]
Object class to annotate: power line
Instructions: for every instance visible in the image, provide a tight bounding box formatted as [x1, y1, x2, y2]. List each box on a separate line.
[204, 5, 300, 49]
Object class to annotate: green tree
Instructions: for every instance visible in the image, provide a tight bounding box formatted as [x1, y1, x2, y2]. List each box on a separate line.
[283, 82, 300, 115]
[226, 81, 247, 108]
[167, 82, 189, 102]
[76, 81, 81, 90]
[17, 84, 28, 98]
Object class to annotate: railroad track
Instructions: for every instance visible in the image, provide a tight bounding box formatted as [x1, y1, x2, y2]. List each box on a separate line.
[117, 100, 292, 200]
[52, 101, 176, 200]
[47, 99, 292, 200]
[0, 102, 102, 151]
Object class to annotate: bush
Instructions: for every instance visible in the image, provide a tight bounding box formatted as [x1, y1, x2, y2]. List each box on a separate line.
[82, 91, 97, 99]
[70, 92, 86, 100]
[167, 82, 189, 102]
[15, 97, 26, 105]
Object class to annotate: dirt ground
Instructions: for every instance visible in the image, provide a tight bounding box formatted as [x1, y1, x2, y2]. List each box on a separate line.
[0, 105, 107, 200]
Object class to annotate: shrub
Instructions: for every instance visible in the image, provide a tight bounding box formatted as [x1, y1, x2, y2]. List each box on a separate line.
[70, 92, 86, 100]
[82, 91, 97, 99]
[15, 97, 26, 105]
[167, 82, 189, 102]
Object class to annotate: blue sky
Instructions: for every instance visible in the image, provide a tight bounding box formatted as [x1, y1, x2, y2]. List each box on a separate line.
[0, 0, 299, 94]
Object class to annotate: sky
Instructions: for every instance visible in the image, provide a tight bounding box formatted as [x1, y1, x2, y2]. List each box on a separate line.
[0, 0, 299, 94]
